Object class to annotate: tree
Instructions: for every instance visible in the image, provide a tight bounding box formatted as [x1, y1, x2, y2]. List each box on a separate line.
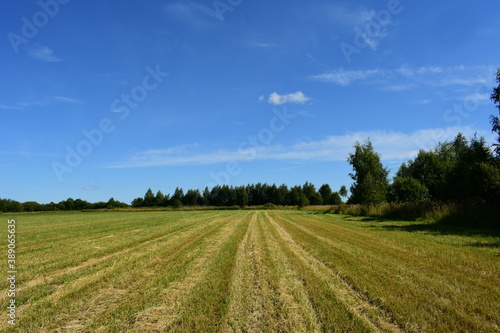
[202, 187, 210, 206]
[143, 189, 155, 207]
[347, 140, 389, 205]
[397, 146, 453, 202]
[395, 133, 499, 205]
[234, 186, 249, 208]
[298, 193, 310, 209]
[184, 189, 202, 206]
[171, 187, 184, 206]
[390, 177, 430, 203]
[491, 68, 500, 156]
[106, 197, 118, 208]
[289, 186, 302, 206]
[156, 191, 165, 206]
[302, 182, 322, 205]
[319, 184, 333, 204]
[330, 192, 343, 205]
[277, 184, 289, 206]
[339, 185, 348, 202]
[132, 197, 144, 207]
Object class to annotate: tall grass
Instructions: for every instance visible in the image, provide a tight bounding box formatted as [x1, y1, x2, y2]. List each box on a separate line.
[326, 202, 500, 226]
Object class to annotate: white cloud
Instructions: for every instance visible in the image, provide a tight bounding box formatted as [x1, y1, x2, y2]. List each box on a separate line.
[460, 93, 491, 104]
[396, 64, 445, 78]
[54, 96, 84, 104]
[267, 91, 311, 105]
[310, 69, 383, 86]
[414, 99, 432, 105]
[310, 65, 497, 88]
[83, 186, 99, 191]
[105, 127, 487, 169]
[0, 104, 23, 110]
[29, 45, 63, 62]
[164, 1, 218, 25]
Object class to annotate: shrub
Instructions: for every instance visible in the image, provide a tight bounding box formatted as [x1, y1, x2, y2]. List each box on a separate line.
[262, 203, 276, 209]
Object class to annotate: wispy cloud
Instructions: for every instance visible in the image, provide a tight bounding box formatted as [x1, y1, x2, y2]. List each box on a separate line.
[248, 40, 278, 49]
[310, 64, 497, 88]
[54, 96, 84, 104]
[83, 185, 99, 191]
[414, 99, 432, 105]
[164, 1, 218, 26]
[0, 104, 23, 110]
[29, 45, 63, 62]
[105, 126, 486, 169]
[310, 68, 383, 86]
[267, 91, 311, 105]
[460, 92, 491, 104]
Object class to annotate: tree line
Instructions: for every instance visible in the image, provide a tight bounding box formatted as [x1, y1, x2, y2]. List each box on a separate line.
[346, 68, 500, 208]
[1, 69, 499, 215]
[131, 182, 345, 209]
[0, 182, 344, 212]
[347, 134, 500, 207]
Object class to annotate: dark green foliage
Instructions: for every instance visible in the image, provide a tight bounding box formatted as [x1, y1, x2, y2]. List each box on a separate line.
[184, 189, 203, 206]
[390, 177, 430, 203]
[0, 199, 24, 212]
[262, 202, 276, 209]
[131, 197, 144, 207]
[347, 140, 389, 205]
[319, 184, 342, 205]
[491, 68, 500, 156]
[298, 193, 310, 209]
[396, 133, 499, 205]
[171, 187, 185, 205]
[339, 185, 348, 201]
[319, 184, 332, 204]
[329, 192, 343, 205]
[143, 188, 155, 207]
[303, 182, 323, 205]
[234, 186, 249, 208]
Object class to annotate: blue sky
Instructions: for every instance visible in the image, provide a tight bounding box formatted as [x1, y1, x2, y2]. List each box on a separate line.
[1, 0, 499, 204]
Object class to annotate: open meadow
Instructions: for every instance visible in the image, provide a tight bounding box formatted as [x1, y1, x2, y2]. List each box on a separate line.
[1, 210, 499, 332]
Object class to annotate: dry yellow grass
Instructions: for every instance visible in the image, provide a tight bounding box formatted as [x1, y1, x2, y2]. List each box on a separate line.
[0, 210, 498, 332]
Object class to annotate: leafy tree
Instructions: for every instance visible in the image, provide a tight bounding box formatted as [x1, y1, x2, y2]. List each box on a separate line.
[184, 189, 202, 206]
[171, 187, 184, 205]
[288, 186, 302, 206]
[156, 191, 165, 206]
[347, 140, 389, 205]
[0, 199, 23, 212]
[396, 145, 454, 201]
[339, 185, 348, 201]
[319, 184, 333, 204]
[74, 199, 91, 210]
[234, 186, 249, 208]
[298, 193, 310, 209]
[329, 192, 343, 205]
[303, 182, 322, 205]
[143, 188, 155, 207]
[106, 197, 118, 208]
[23, 201, 41, 212]
[390, 177, 430, 203]
[218, 185, 233, 206]
[491, 68, 500, 156]
[277, 184, 289, 206]
[396, 133, 499, 205]
[202, 187, 210, 206]
[132, 197, 144, 207]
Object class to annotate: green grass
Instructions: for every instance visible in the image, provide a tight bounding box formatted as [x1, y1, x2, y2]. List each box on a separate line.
[1, 210, 498, 332]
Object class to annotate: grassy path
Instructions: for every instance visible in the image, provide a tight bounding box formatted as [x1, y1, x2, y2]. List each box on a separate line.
[0, 210, 498, 332]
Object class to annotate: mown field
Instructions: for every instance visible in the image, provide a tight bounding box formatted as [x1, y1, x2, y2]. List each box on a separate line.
[1, 210, 499, 332]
